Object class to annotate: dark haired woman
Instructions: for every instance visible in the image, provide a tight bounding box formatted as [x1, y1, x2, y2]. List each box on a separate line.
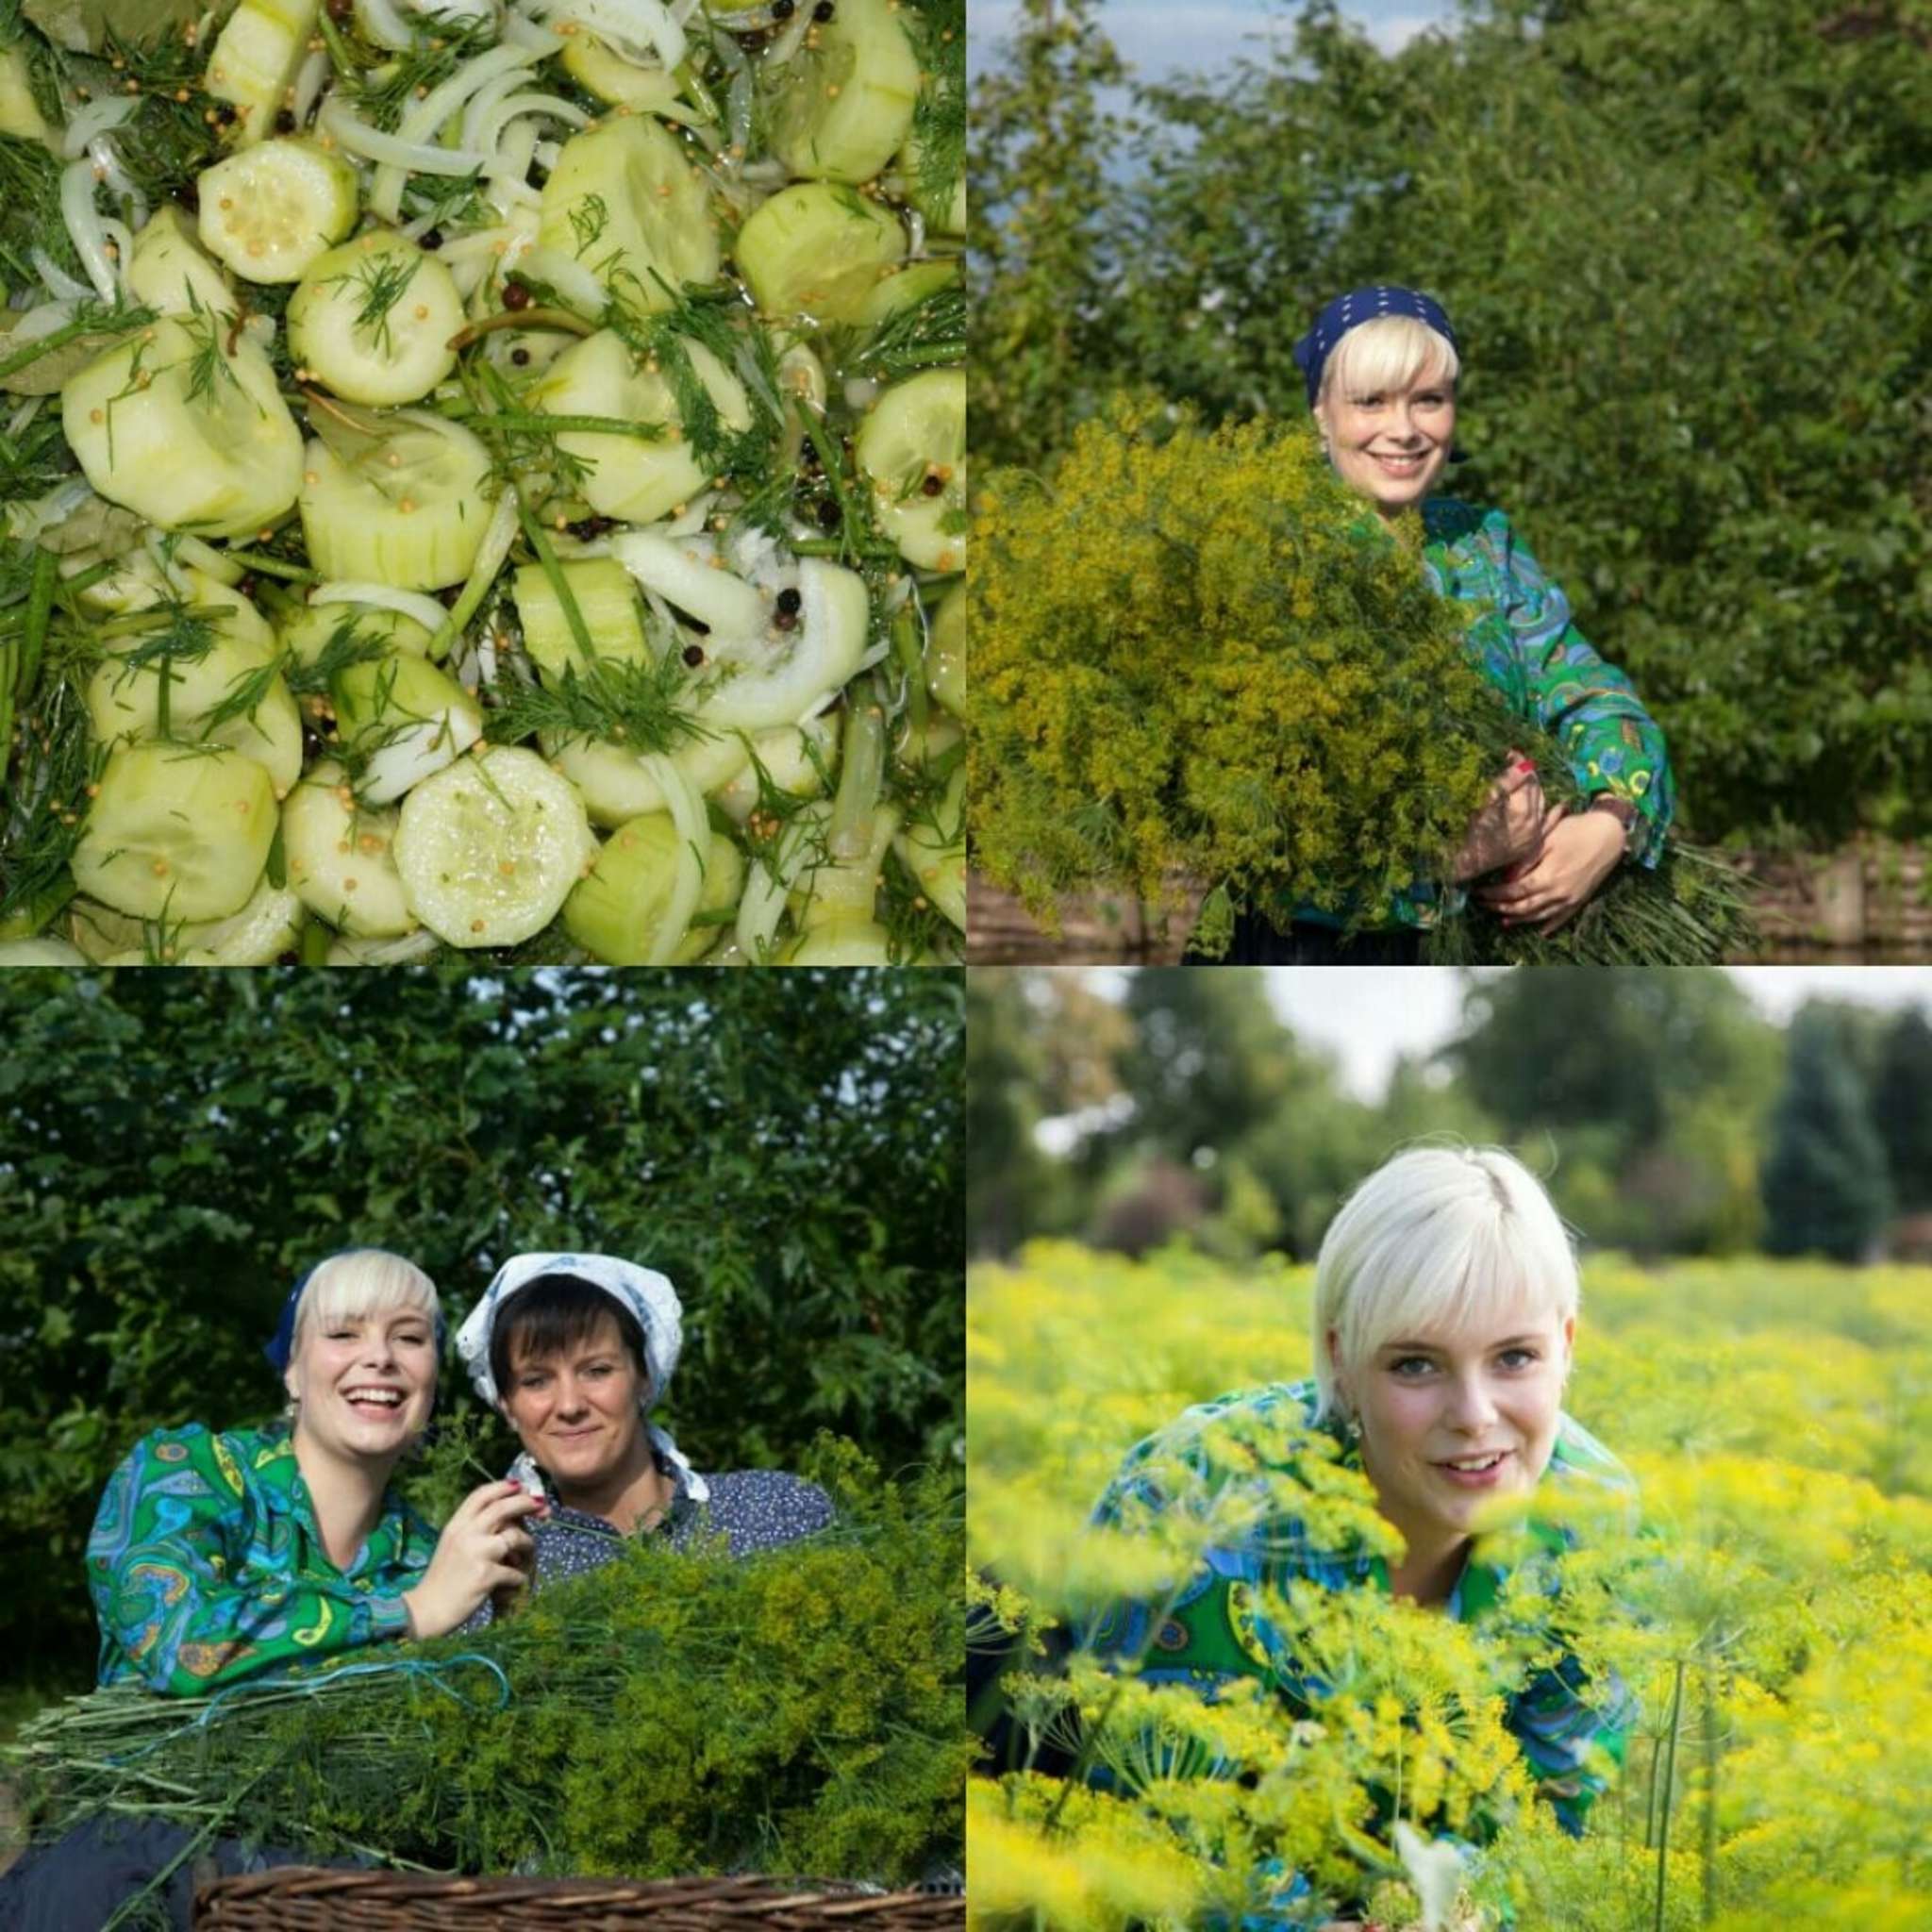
[452, 1252, 831, 1613]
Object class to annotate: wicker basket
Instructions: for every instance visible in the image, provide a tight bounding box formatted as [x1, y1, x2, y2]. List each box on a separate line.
[194, 1870, 966, 1928]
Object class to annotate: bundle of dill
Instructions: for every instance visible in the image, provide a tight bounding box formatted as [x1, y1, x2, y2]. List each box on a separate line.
[969, 401, 1757, 964]
[9, 1454, 968, 1893]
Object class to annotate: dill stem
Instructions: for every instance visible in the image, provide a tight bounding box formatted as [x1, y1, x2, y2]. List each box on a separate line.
[791, 538, 900, 561]
[447, 307, 596, 351]
[20, 541, 58, 708]
[515, 495, 598, 671]
[216, 547, 318, 584]
[456, 409, 665, 441]
[1655, 1655, 1685, 1932]
[891, 606, 926, 737]
[828, 680, 886, 860]
[0, 308, 148, 383]
[873, 341, 964, 373]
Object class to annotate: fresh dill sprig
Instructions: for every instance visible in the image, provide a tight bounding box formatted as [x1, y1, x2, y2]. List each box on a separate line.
[568, 192, 609, 259]
[850, 283, 965, 380]
[282, 614, 396, 699]
[326, 249, 421, 358]
[177, 290, 246, 408]
[340, 19, 495, 133]
[481, 652, 708, 760]
[197, 648, 289, 735]
[898, 0, 965, 223]
[108, 596, 220, 741]
[0, 656, 99, 924]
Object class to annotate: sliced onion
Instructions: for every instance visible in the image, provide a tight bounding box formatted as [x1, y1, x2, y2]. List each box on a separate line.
[374, 42, 541, 220]
[61, 97, 139, 158]
[31, 248, 92, 302]
[514, 244, 609, 319]
[60, 158, 117, 302]
[639, 750, 707, 963]
[310, 580, 454, 633]
[354, 0, 418, 50]
[320, 97, 492, 176]
[290, 46, 331, 128]
[99, 218, 136, 299]
[473, 92, 589, 154]
[735, 800, 825, 959]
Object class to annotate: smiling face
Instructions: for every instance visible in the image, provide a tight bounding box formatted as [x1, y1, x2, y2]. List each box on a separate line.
[1337, 1296, 1575, 1552]
[1316, 358, 1457, 519]
[286, 1306, 437, 1466]
[499, 1312, 649, 1490]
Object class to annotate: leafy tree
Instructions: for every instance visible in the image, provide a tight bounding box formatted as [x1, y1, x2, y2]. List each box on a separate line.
[1871, 1008, 1932, 1214]
[0, 967, 963, 1685]
[1760, 1003, 1894, 1260]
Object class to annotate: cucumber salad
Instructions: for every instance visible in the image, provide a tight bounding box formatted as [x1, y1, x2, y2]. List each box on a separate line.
[0, 0, 963, 965]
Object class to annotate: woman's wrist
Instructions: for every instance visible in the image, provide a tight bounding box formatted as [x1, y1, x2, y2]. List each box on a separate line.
[1586, 792, 1638, 858]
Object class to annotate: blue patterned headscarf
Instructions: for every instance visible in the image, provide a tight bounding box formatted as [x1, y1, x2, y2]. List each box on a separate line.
[263, 1249, 446, 1373]
[1291, 285, 1460, 410]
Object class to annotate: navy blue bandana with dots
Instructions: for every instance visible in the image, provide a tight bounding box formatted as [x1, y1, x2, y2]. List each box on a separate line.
[1291, 286, 1460, 410]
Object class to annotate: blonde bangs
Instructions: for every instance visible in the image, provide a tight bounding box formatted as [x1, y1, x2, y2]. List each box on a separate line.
[1311, 1147, 1578, 1420]
[296, 1249, 440, 1342]
[1324, 315, 1459, 405]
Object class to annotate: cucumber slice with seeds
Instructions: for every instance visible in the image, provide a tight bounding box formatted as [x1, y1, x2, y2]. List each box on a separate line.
[62, 318, 304, 541]
[537, 116, 720, 314]
[289, 229, 464, 406]
[393, 744, 596, 948]
[298, 412, 498, 590]
[72, 742, 277, 923]
[530, 327, 751, 525]
[736, 182, 906, 324]
[770, 0, 920, 184]
[281, 758, 417, 936]
[198, 139, 359, 285]
[854, 367, 966, 572]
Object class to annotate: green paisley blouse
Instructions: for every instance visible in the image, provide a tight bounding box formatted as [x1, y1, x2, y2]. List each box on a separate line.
[88, 1423, 437, 1695]
[1279, 499, 1676, 931]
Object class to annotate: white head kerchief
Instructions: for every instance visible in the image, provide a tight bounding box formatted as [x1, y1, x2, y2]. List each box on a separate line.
[455, 1251, 708, 1504]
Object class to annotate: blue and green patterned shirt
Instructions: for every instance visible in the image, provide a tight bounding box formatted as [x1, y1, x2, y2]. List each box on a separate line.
[88, 1423, 437, 1696]
[1286, 500, 1675, 931]
[1084, 1380, 1638, 1856]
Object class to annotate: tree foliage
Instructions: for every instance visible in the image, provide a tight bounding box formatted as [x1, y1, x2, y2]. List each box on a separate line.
[970, 0, 1932, 842]
[0, 967, 964, 1686]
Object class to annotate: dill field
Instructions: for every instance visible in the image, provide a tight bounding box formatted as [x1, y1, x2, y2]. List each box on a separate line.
[966, 1243, 1932, 1930]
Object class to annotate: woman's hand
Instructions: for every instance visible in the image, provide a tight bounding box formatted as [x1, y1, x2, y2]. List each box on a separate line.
[402, 1480, 546, 1640]
[1477, 806, 1624, 931]
[1450, 757, 1547, 882]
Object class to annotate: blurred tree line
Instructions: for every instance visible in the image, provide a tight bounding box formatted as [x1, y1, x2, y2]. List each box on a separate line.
[967, 968, 1932, 1266]
[971, 0, 1932, 845]
[0, 967, 963, 1690]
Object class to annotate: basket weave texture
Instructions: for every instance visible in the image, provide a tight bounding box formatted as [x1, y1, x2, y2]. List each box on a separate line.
[193, 1869, 967, 1929]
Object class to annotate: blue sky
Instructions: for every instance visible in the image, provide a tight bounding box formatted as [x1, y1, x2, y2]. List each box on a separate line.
[971, 0, 1460, 83]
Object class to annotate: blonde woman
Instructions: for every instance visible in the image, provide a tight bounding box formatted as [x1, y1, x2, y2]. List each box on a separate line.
[1208, 287, 1675, 962]
[1084, 1147, 1637, 1928]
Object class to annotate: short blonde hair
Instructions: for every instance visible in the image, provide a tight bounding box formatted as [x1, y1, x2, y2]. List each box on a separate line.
[293, 1250, 440, 1353]
[1319, 314, 1460, 409]
[1311, 1147, 1577, 1422]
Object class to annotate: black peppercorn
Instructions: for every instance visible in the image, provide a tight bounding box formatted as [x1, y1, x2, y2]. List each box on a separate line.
[817, 498, 841, 530]
[814, 0, 834, 19]
[920, 472, 943, 496]
[775, 587, 802, 615]
[772, 0, 795, 16]
[274, 108, 295, 134]
[420, 227, 444, 251]
[502, 280, 531, 311]
[510, 346, 530, 366]
[213, 101, 237, 125]
[682, 642, 705, 667]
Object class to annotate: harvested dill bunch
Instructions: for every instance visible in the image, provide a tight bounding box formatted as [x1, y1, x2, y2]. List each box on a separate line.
[11, 1444, 967, 1890]
[969, 400, 1503, 936]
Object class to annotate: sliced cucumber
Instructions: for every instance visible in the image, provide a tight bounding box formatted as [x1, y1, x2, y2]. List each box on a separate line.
[281, 758, 417, 936]
[513, 557, 648, 680]
[72, 742, 277, 923]
[298, 412, 498, 590]
[713, 716, 839, 824]
[854, 258, 958, 328]
[893, 759, 963, 930]
[544, 728, 748, 828]
[198, 140, 359, 285]
[0, 937, 84, 964]
[563, 814, 743, 965]
[62, 317, 304, 541]
[736, 182, 906, 324]
[288, 229, 464, 406]
[279, 600, 434, 669]
[87, 614, 304, 797]
[925, 576, 963, 717]
[769, 0, 920, 184]
[127, 208, 236, 321]
[68, 877, 305, 965]
[0, 46, 49, 142]
[393, 743, 596, 948]
[536, 116, 719, 314]
[780, 917, 898, 965]
[560, 31, 682, 112]
[854, 367, 965, 571]
[794, 799, 894, 930]
[206, 0, 325, 144]
[530, 327, 751, 525]
[332, 652, 484, 805]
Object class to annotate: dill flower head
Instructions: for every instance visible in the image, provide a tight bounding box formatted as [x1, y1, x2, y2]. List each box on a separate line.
[968, 399, 1506, 937]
